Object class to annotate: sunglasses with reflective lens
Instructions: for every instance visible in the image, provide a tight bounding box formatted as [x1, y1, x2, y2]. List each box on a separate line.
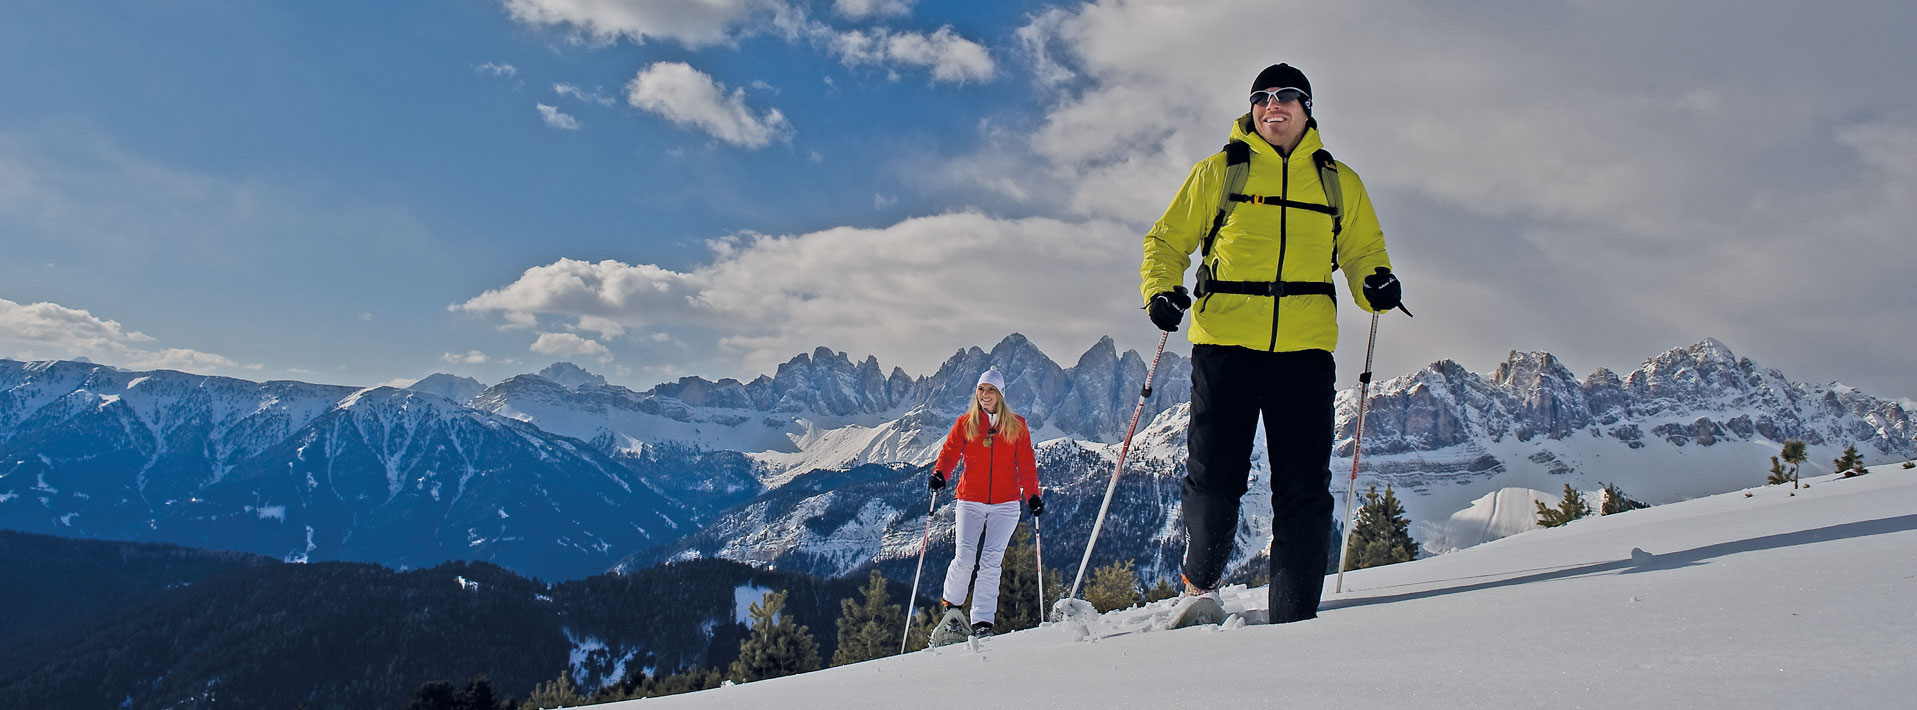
[1251, 88, 1309, 106]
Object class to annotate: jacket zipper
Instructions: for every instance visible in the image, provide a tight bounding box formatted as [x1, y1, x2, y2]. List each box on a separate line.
[1268, 148, 1290, 352]
[987, 423, 997, 504]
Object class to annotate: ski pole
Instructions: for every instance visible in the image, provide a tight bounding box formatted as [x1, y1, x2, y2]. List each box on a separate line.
[1067, 330, 1171, 603]
[900, 482, 940, 653]
[1024, 487, 1047, 621]
[1335, 312, 1382, 594]
[1033, 513, 1045, 619]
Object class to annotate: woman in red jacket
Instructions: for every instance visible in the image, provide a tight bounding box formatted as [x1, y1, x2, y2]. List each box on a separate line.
[928, 368, 1043, 639]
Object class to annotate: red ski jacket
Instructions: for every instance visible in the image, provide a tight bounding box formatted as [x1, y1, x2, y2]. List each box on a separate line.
[933, 412, 1040, 505]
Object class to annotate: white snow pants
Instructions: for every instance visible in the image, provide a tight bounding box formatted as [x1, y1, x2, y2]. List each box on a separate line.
[940, 499, 1022, 625]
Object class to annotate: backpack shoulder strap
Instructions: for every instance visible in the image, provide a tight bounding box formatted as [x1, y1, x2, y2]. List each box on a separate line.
[1202, 140, 1253, 258]
[1312, 148, 1342, 237]
[1313, 148, 1345, 270]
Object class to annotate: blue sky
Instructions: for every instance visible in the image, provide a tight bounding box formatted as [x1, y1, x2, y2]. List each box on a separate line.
[4, 1, 1916, 401]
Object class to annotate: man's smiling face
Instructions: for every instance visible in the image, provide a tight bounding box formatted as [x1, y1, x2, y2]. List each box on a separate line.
[1251, 87, 1308, 151]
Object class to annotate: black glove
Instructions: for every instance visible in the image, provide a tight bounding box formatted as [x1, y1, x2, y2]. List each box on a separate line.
[928, 471, 946, 491]
[1362, 267, 1402, 313]
[1146, 286, 1191, 332]
[1027, 494, 1044, 517]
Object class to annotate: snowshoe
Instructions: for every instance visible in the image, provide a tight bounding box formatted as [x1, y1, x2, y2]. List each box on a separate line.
[970, 621, 994, 638]
[928, 608, 971, 648]
[1166, 591, 1226, 630]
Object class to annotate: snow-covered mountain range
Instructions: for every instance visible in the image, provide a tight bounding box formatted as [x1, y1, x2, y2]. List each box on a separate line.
[610, 338, 1916, 585]
[3, 336, 1910, 585]
[0, 360, 686, 580]
[461, 334, 1189, 480]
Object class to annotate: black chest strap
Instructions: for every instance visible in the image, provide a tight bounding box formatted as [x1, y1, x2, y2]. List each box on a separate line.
[1195, 278, 1335, 299]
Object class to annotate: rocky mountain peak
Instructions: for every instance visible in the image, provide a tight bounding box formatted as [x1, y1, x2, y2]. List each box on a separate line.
[536, 362, 608, 390]
[408, 373, 486, 405]
[1492, 350, 1577, 391]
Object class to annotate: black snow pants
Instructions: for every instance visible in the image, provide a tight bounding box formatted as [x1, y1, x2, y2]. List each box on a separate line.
[1180, 344, 1336, 623]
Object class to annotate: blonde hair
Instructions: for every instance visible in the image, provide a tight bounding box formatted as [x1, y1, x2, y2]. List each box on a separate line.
[962, 386, 1027, 444]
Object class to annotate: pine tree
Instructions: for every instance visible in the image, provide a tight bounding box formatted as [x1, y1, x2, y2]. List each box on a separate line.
[647, 667, 724, 697]
[831, 570, 900, 667]
[1084, 559, 1141, 612]
[1345, 484, 1418, 570]
[1781, 439, 1808, 487]
[455, 676, 498, 710]
[525, 672, 586, 709]
[1535, 483, 1591, 528]
[1144, 577, 1180, 603]
[729, 590, 821, 683]
[1833, 444, 1868, 477]
[407, 680, 457, 710]
[1600, 482, 1647, 515]
[1766, 455, 1793, 485]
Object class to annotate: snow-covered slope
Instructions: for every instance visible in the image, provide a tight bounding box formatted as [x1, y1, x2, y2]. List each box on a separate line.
[613, 467, 1917, 709]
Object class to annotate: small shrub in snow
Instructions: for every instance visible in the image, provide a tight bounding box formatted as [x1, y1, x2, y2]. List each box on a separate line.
[1536, 484, 1592, 528]
[1085, 559, 1142, 612]
[1144, 576, 1180, 603]
[1600, 482, 1648, 515]
[1767, 440, 1807, 487]
[1833, 444, 1869, 478]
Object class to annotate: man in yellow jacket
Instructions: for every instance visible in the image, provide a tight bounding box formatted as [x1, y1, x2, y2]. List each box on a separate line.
[1140, 63, 1404, 625]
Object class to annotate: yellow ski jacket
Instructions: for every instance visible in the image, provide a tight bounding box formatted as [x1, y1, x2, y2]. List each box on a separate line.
[1140, 118, 1393, 353]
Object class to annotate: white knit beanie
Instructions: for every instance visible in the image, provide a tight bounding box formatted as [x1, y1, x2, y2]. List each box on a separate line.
[977, 369, 1006, 393]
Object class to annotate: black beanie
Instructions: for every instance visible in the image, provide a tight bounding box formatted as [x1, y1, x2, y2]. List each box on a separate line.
[1250, 63, 1312, 114]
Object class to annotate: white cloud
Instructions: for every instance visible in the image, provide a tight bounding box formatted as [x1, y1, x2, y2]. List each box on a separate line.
[625, 62, 793, 148]
[502, 1, 991, 84]
[455, 211, 1143, 378]
[476, 62, 518, 77]
[530, 331, 613, 362]
[442, 351, 490, 365]
[0, 297, 243, 373]
[833, 0, 913, 20]
[817, 25, 995, 84]
[554, 82, 616, 106]
[573, 314, 626, 338]
[502, 0, 778, 49]
[358, 312, 373, 321]
[1014, 8, 1074, 88]
[537, 103, 582, 130]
